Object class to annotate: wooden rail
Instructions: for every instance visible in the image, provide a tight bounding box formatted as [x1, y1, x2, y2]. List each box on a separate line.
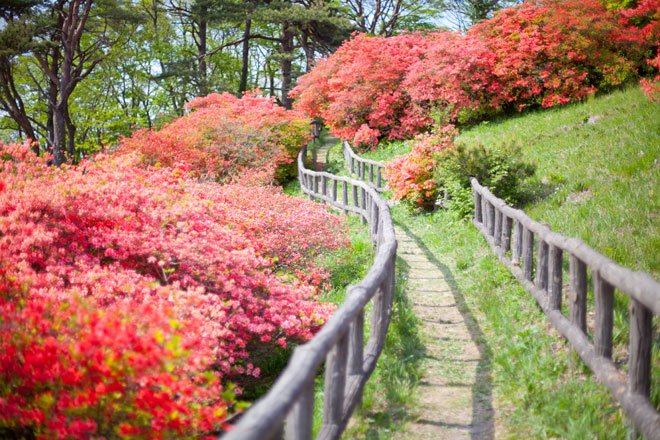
[471, 177, 660, 439]
[221, 145, 397, 440]
[342, 141, 387, 192]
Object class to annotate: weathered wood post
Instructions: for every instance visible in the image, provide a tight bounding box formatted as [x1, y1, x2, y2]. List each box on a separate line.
[502, 216, 513, 253]
[569, 255, 587, 333]
[285, 375, 315, 440]
[323, 331, 349, 437]
[548, 245, 563, 310]
[593, 270, 614, 359]
[522, 228, 534, 281]
[536, 239, 549, 292]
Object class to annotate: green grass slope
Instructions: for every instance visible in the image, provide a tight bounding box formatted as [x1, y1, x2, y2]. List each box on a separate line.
[458, 85, 660, 278]
[355, 84, 660, 438]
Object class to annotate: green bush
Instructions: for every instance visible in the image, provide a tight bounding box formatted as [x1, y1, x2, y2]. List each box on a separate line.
[434, 140, 536, 218]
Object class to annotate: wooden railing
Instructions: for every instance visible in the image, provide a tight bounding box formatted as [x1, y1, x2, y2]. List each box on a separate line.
[221, 145, 397, 440]
[471, 177, 660, 439]
[342, 141, 387, 192]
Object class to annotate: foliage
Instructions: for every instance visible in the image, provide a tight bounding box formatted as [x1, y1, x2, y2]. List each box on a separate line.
[435, 140, 536, 218]
[120, 91, 312, 184]
[0, 140, 348, 435]
[294, 0, 657, 150]
[384, 125, 457, 209]
[290, 32, 433, 148]
[0, 274, 229, 439]
[468, 0, 641, 110]
[621, 0, 660, 101]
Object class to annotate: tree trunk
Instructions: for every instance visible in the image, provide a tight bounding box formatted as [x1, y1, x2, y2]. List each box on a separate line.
[197, 14, 208, 96]
[239, 18, 252, 94]
[280, 22, 295, 109]
[52, 102, 67, 166]
[64, 106, 76, 161]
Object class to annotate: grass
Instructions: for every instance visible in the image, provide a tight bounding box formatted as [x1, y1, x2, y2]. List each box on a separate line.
[340, 83, 660, 438]
[456, 84, 660, 278]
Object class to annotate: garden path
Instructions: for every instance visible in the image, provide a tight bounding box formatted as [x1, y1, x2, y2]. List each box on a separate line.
[314, 134, 495, 439]
[393, 224, 495, 440]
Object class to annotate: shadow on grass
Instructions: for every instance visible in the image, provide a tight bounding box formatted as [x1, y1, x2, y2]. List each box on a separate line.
[394, 220, 495, 440]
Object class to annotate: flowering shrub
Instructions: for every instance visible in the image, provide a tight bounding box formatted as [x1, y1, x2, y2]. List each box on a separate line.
[403, 31, 500, 124]
[0, 276, 228, 439]
[293, 0, 655, 149]
[384, 125, 457, 208]
[290, 32, 432, 148]
[121, 91, 311, 184]
[621, 0, 660, 101]
[469, 0, 637, 110]
[0, 141, 347, 435]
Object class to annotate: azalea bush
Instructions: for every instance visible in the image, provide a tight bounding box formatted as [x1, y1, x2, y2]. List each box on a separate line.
[121, 91, 312, 184]
[292, 0, 657, 148]
[384, 125, 457, 208]
[0, 275, 229, 439]
[467, 0, 639, 111]
[290, 32, 432, 148]
[622, 0, 660, 101]
[0, 140, 347, 435]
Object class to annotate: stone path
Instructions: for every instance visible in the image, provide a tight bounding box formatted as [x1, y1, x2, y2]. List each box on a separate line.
[394, 225, 495, 440]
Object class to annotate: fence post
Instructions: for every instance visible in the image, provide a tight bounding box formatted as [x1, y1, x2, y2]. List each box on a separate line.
[593, 270, 614, 359]
[332, 179, 338, 203]
[322, 176, 327, 204]
[548, 245, 563, 310]
[377, 168, 382, 189]
[343, 182, 349, 214]
[522, 228, 534, 281]
[360, 187, 367, 225]
[502, 216, 512, 253]
[629, 299, 652, 397]
[285, 376, 315, 440]
[323, 331, 349, 436]
[569, 255, 587, 334]
[474, 190, 483, 224]
[513, 220, 523, 265]
[494, 210, 503, 247]
[536, 239, 549, 291]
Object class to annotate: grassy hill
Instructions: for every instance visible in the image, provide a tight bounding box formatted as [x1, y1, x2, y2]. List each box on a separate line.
[352, 84, 660, 438]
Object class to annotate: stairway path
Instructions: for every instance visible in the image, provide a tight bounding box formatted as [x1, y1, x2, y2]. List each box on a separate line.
[393, 225, 495, 440]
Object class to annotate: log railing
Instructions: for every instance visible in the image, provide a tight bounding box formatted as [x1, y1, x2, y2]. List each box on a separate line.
[222, 144, 397, 440]
[471, 177, 660, 439]
[342, 141, 387, 192]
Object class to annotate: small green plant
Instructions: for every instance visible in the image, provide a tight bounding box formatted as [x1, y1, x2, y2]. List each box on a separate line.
[434, 140, 536, 218]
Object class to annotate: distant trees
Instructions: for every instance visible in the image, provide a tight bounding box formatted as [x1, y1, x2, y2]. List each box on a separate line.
[0, 0, 450, 158]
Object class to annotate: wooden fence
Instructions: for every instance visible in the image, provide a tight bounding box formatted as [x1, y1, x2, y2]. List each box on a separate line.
[471, 177, 660, 439]
[221, 144, 397, 440]
[342, 141, 387, 192]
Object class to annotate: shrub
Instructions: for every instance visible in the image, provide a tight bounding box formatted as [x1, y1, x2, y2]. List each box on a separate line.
[121, 91, 311, 184]
[384, 125, 457, 209]
[468, 0, 638, 111]
[435, 140, 536, 218]
[0, 140, 348, 434]
[290, 32, 432, 148]
[0, 275, 229, 439]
